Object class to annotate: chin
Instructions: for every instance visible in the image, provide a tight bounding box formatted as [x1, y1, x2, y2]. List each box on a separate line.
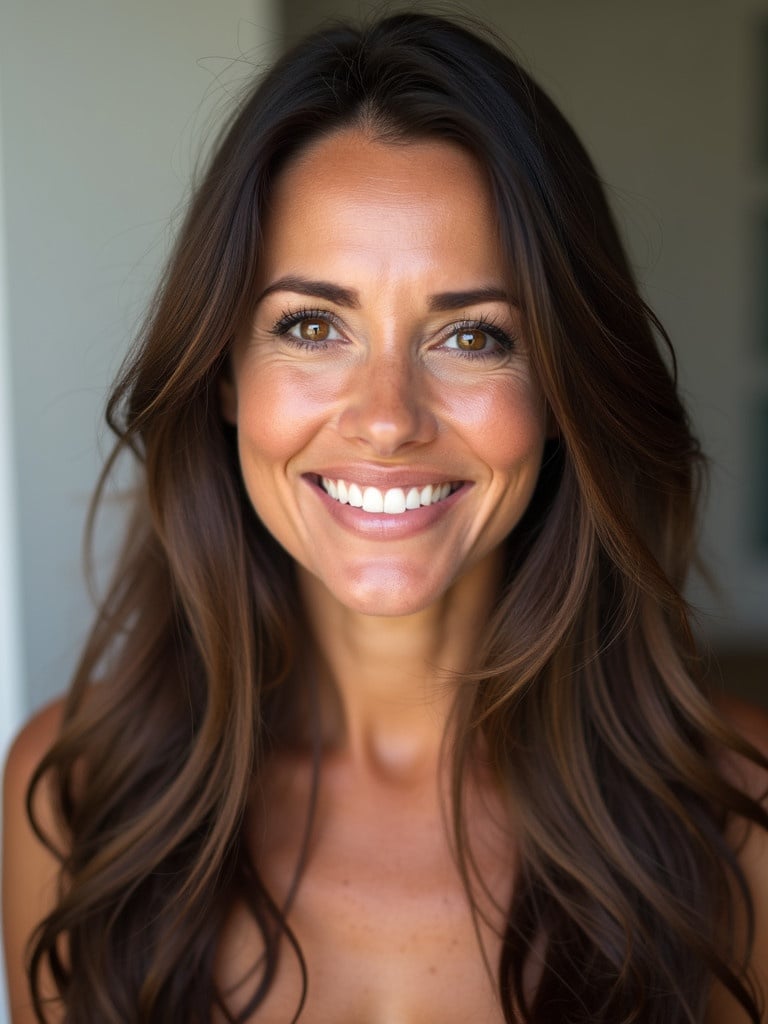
[325, 563, 454, 618]
[343, 593, 439, 618]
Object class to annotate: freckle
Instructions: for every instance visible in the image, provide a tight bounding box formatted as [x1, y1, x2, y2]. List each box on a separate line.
[429, 965, 437, 975]
[341, 878, 350, 886]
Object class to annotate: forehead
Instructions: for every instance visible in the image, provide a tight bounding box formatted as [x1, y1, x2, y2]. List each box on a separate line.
[272, 127, 490, 197]
[260, 128, 503, 288]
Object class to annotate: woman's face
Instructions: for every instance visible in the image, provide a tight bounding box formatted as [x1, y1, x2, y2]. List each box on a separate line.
[222, 129, 549, 617]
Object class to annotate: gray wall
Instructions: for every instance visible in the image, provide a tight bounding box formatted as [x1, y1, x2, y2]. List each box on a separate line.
[0, 67, 23, 765]
[0, 0, 279, 717]
[283, 0, 768, 662]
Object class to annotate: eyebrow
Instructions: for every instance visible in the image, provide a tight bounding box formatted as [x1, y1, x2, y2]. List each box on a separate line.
[255, 275, 514, 310]
[428, 288, 512, 311]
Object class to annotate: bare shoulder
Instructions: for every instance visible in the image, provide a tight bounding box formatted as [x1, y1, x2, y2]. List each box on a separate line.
[3, 696, 68, 848]
[4, 696, 66, 784]
[706, 693, 768, 1023]
[713, 691, 768, 800]
[2, 697, 67, 1023]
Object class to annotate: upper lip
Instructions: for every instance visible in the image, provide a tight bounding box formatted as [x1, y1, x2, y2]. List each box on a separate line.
[305, 467, 466, 489]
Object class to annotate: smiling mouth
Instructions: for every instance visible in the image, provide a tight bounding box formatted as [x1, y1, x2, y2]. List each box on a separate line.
[316, 476, 463, 515]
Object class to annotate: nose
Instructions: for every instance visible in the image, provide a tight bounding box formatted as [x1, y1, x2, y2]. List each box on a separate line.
[337, 350, 438, 456]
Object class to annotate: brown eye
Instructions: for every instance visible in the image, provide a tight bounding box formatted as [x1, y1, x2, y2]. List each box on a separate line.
[456, 329, 487, 351]
[299, 318, 330, 341]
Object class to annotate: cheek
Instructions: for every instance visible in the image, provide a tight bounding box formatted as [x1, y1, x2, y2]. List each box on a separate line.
[496, 400, 548, 474]
[441, 376, 548, 470]
[235, 362, 339, 464]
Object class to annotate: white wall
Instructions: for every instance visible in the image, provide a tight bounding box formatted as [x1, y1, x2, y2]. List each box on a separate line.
[0, 3, 278, 1019]
[0, 34, 32, 1024]
[284, 0, 768, 652]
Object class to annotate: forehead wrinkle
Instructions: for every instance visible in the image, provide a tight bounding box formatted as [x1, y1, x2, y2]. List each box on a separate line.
[259, 131, 510, 318]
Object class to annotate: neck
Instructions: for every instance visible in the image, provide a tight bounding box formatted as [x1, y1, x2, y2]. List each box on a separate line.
[297, 554, 500, 784]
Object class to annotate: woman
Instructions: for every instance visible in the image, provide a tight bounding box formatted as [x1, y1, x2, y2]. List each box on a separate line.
[3, 12, 768, 1023]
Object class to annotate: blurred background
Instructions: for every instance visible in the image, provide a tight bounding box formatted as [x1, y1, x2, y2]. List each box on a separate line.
[1, 0, 767, 1011]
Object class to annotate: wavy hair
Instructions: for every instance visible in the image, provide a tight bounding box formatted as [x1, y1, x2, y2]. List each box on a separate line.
[27, 12, 768, 1022]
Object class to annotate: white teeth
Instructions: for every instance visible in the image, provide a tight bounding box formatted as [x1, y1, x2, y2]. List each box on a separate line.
[320, 477, 457, 515]
[383, 488, 407, 514]
[348, 482, 363, 507]
[362, 487, 384, 513]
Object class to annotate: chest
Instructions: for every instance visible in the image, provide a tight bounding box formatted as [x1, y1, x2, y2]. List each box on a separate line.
[215, 865, 507, 1023]
[214, 770, 513, 1022]
[218, 880, 506, 1022]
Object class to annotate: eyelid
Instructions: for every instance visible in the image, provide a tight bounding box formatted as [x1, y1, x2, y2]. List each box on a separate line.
[437, 317, 518, 354]
[267, 307, 518, 356]
[269, 306, 344, 337]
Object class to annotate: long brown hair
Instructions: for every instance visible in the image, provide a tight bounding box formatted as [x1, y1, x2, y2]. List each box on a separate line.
[27, 12, 768, 1022]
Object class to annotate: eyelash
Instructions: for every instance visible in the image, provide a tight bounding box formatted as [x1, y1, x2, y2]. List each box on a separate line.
[269, 308, 517, 359]
[269, 307, 340, 350]
[447, 317, 517, 359]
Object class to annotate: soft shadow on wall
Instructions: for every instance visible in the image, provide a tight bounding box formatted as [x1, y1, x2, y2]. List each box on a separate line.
[278, 0, 768, 707]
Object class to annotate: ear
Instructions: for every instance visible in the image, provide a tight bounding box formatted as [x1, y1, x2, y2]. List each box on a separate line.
[219, 371, 238, 425]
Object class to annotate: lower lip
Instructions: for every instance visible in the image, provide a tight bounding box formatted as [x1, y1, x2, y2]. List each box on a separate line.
[304, 478, 469, 539]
